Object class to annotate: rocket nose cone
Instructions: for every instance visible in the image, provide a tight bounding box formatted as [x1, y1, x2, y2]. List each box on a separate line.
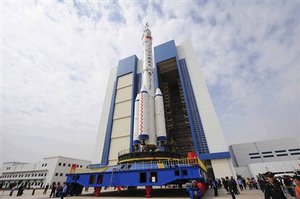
[135, 93, 140, 101]
[155, 88, 162, 95]
[140, 85, 149, 93]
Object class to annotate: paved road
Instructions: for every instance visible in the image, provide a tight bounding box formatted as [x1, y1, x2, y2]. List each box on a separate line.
[0, 188, 294, 198]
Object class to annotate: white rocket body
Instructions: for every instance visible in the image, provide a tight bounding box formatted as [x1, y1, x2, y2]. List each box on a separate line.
[133, 24, 167, 150]
[133, 94, 140, 145]
[155, 88, 167, 142]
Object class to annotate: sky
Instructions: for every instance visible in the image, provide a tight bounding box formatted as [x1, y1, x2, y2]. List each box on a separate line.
[1, 0, 300, 165]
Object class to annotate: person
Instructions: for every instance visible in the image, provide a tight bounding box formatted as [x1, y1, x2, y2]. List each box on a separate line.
[264, 171, 287, 199]
[9, 185, 16, 196]
[56, 182, 63, 197]
[212, 178, 218, 196]
[226, 176, 236, 199]
[61, 183, 68, 199]
[258, 177, 266, 192]
[49, 182, 56, 198]
[16, 184, 24, 196]
[237, 177, 243, 191]
[43, 184, 49, 194]
[222, 178, 228, 191]
[242, 177, 247, 190]
[246, 178, 253, 189]
[230, 176, 239, 194]
[283, 175, 295, 197]
[32, 185, 36, 195]
[293, 175, 300, 199]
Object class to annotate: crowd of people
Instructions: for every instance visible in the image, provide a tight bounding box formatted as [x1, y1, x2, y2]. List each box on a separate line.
[7, 171, 300, 199]
[186, 171, 300, 199]
[8, 182, 68, 198]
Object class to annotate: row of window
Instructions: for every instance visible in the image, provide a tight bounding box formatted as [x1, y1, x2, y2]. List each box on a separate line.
[1, 173, 47, 178]
[85, 169, 188, 185]
[41, 163, 48, 167]
[250, 152, 300, 159]
[57, 162, 84, 168]
[249, 148, 300, 157]
[55, 173, 67, 177]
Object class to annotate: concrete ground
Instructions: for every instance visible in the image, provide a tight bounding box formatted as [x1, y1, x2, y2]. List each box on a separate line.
[0, 187, 294, 199]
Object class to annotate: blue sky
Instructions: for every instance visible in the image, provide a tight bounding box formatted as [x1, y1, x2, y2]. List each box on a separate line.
[2, 0, 300, 164]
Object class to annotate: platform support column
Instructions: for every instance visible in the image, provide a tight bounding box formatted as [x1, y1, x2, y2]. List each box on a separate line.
[145, 186, 152, 198]
[95, 187, 102, 197]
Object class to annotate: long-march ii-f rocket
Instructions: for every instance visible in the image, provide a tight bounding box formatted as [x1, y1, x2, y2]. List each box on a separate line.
[133, 23, 167, 152]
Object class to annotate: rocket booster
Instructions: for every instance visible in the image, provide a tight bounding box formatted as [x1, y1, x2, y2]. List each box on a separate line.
[133, 23, 167, 151]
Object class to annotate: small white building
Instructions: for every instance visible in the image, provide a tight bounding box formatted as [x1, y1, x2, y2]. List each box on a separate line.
[229, 137, 300, 178]
[0, 156, 91, 188]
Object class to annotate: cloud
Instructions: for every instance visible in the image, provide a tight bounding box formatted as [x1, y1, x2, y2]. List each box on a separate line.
[2, 1, 299, 165]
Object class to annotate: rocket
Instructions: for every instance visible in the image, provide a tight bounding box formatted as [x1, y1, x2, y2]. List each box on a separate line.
[133, 23, 167, 151]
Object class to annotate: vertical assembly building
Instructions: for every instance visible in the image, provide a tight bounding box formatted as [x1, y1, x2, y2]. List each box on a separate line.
[93, 35, 235, 178]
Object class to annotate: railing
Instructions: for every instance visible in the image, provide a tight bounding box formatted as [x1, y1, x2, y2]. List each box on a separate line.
[118, 149, 131, 157]
[67, 158, 207, 174]
[68, 166, 108, 174]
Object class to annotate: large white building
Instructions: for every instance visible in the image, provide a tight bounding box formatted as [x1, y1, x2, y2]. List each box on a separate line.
[0, 156, 91, 188]
[92, 39, 236, 178]
[229, 137, 300, 178]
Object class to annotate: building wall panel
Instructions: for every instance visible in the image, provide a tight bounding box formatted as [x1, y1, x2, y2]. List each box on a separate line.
[117, 74, 132, 89]
[108, 136, 130, 164]
[113, 100, 131, 119]
[115, 86, 132, 103]
[111, 117, 131, 138]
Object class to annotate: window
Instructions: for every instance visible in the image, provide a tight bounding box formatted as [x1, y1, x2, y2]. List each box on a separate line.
[76, 165, 79, 168]
[175, 170, 180, 176]
[250, 156, 261, 159]
[68, 164, 71, 167]
[249, 152, 259, 155]
[277, 154, 288, 157]
[58, 163, 62, 166]
[150, 172, 157, 182]
[182, 170, 188, 176]
[89, 175, 96, 184]
[97, 175, 103, 184]
[63, 163, 66, 166]
[139, 173, 147, 183]
[80, 165, 82, 168]
[261, 151, 272, 154]
[291, 152, 300, 155]
[45, 164, 47, 167]
[60, 173, 63, 176]
[263, 155, 274, 158]
[289, 148, 300, 152]
[55, 173, 58, 176]
[42, 164, 44, 167]
[275, 150, 286, 153]
[44, 173, 47, 176]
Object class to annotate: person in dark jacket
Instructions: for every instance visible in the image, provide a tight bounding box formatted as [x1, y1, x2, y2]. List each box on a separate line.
[226, 176, 236, 199]
[264, 172, 287, 199]
[16, 184, 24, 196]
[49, 182, 56, 198]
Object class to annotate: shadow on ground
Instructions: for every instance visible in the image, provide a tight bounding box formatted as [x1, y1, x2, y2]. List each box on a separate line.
[82, 188, 190, 198]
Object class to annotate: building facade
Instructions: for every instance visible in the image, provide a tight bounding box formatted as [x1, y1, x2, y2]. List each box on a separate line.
[229, 137, 300, 178]
[0, 156, 91, 188]
[93, 39, 235, 178]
